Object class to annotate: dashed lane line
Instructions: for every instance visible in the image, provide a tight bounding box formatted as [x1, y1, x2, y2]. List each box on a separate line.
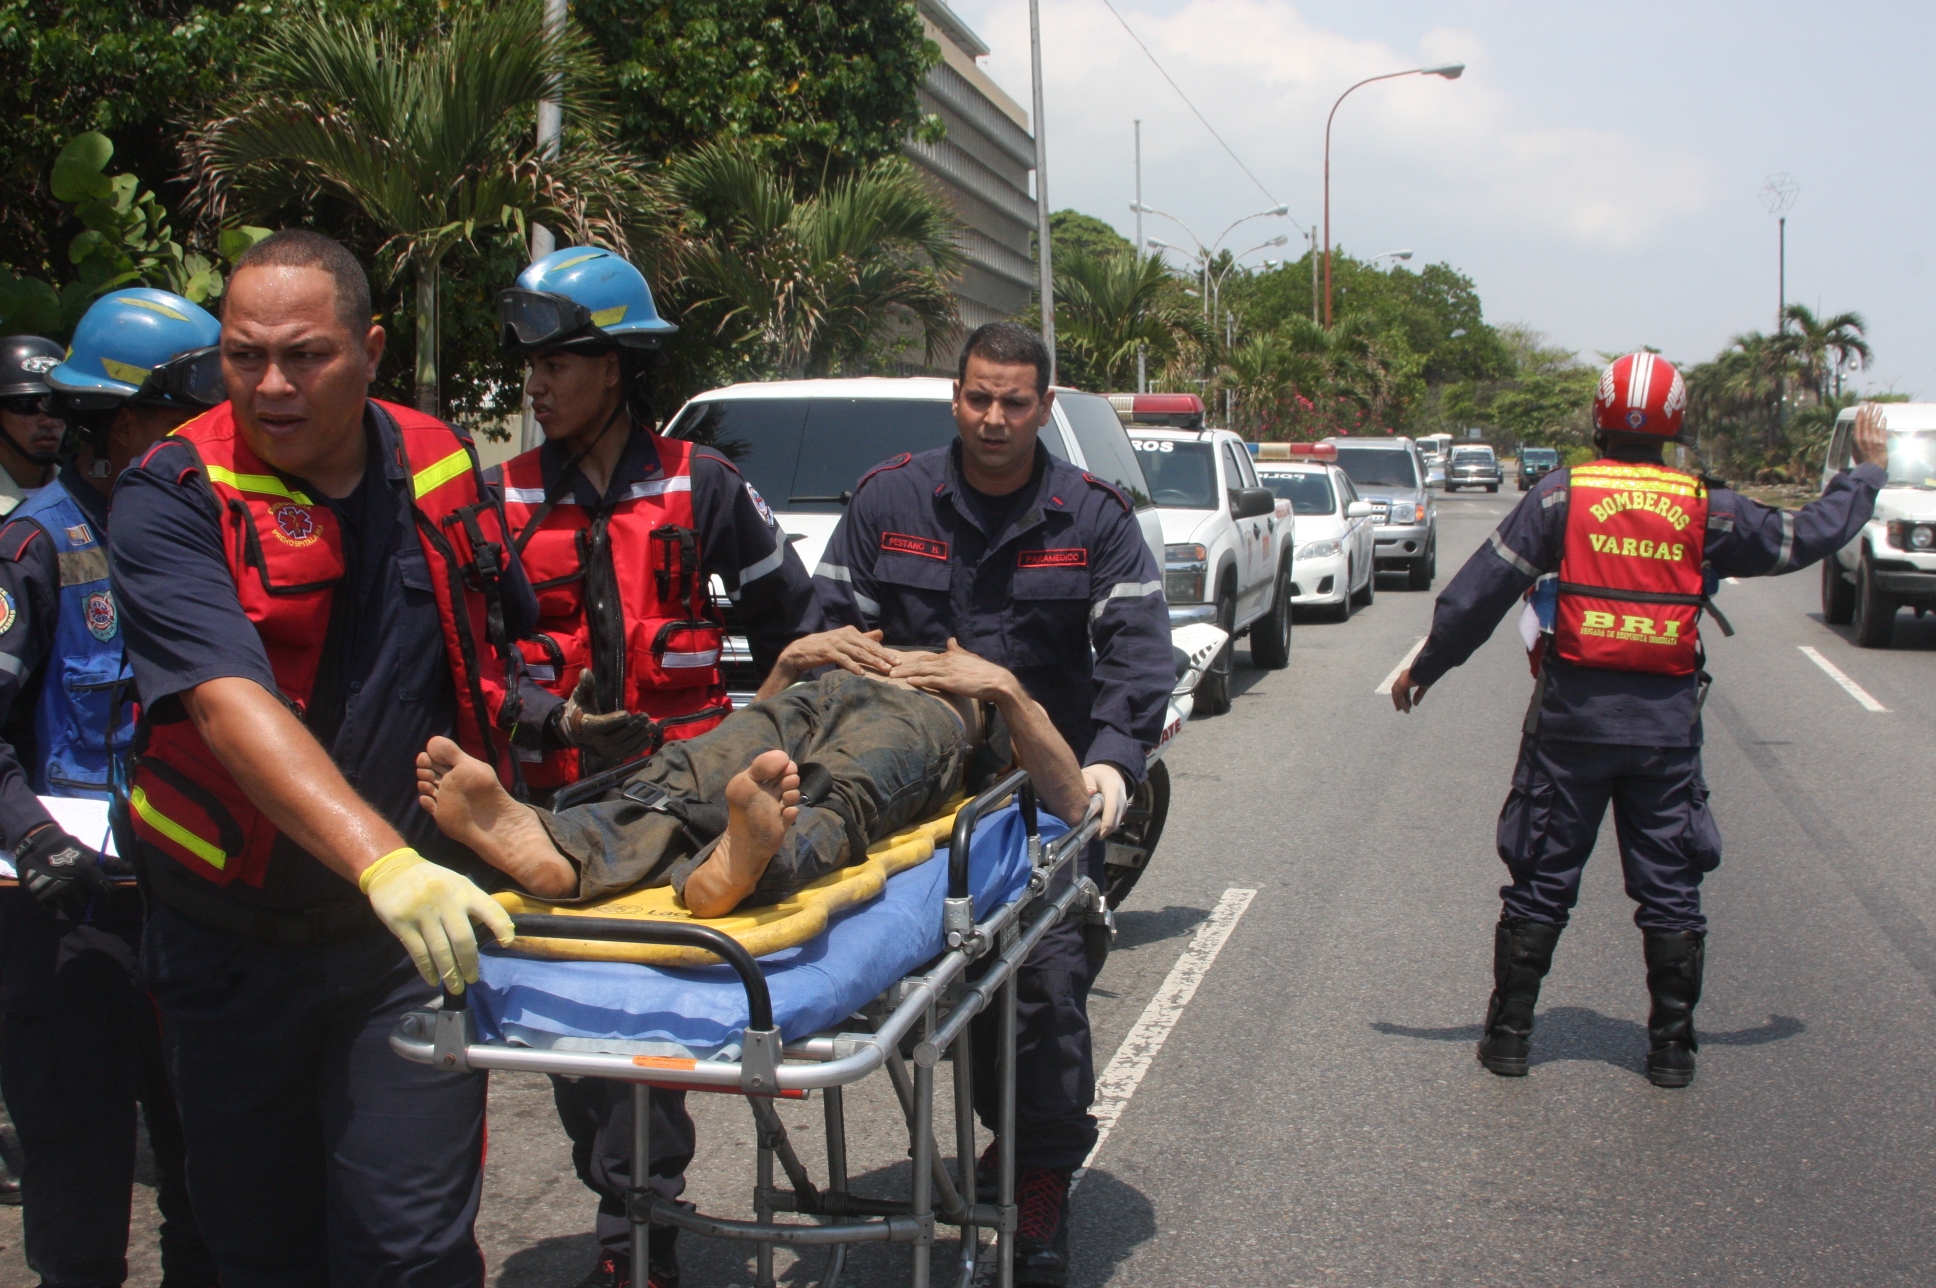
[1798, 646, 1890, 712]
[1375, 637, 1427, 695]
[1072, 887, 1257, 1191]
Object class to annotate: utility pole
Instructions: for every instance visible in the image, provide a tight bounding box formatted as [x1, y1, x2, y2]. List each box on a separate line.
[521, 0, 568, 450]
[1759, 173, 1799, 438]
[1134, 119, 1145, 394]
[1029, 0, 1055, 384]
[1309, 228, 1318, 325]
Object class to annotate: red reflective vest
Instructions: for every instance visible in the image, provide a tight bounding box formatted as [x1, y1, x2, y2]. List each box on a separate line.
[498, 431, 728, 789]
[1554, 460, 1710, 676]
[128, 400, 518, 888]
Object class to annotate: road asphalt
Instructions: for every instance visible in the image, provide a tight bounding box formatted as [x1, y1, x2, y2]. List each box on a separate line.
[3, 485, 1931, 1287]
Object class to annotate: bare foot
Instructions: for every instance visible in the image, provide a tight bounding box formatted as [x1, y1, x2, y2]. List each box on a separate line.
[683, 750, 801, 918]
[415, 736, 575, 898]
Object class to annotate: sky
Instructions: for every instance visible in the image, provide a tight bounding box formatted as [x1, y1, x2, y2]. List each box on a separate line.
[945, 0, 1934, 396]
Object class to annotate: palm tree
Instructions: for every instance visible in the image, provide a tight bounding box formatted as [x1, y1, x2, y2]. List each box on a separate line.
[1053, 250, 1208, 390]
[185, 0, 660, 413]
[666, 144, 963, 379]
[1776, 304, 1870, 401]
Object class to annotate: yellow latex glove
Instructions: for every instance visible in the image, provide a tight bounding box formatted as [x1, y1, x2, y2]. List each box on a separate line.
[359, 848, 516, 993]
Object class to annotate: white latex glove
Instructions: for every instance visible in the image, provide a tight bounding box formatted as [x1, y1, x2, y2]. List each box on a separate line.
[1081, 763, 1129, 838]
[360, 848, 516, 993]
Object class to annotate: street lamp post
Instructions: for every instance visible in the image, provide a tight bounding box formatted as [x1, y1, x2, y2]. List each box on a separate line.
[1323, 64, 1462, 327]
[522, 0, 570, 449]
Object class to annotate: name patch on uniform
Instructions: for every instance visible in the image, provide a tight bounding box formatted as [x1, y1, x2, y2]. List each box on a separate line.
[272, 503, 320, 547]
[0, 587, 14, 635]
[881, 531, 948, 561]
[1017, 548, 1087, 569]
[85, 590, 116, 641]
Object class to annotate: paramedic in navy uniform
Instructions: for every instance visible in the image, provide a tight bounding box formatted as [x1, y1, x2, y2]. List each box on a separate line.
[107, 231, 539, 1283]
[810, 322, 1170, 1286]
[1390, 353, 1889, 1089]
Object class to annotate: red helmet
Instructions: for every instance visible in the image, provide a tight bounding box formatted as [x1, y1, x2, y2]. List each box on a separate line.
[1592, 352, 1686, 439]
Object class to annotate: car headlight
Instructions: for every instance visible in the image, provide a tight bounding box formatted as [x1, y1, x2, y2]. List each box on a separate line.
[1386, 503, 1418, 524]
[1164, 543, 1207, 602]
[1887, 520, 1936, 551]
[1297, 539, 1342, 560]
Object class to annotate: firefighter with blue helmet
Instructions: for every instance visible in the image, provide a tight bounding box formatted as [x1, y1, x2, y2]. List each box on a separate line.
[495, 247, 812, 1288]
[1391, 354, 1891, 1089]
[0, 288, 220, 1286]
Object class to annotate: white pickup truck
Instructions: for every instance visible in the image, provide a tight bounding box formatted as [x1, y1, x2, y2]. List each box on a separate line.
[659, 376, 1226, 909]
[1819, 401, 1936, 647]
[1116, 413, 1295, 715]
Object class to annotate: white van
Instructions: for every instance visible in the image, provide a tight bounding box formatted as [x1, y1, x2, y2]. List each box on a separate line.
[1819, 402, 1936, 647]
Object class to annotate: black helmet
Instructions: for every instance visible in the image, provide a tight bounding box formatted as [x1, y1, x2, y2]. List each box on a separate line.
[0, 335, 64, 403]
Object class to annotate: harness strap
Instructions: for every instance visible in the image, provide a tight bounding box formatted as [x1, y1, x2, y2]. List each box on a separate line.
[1555, 580, 1704, 606]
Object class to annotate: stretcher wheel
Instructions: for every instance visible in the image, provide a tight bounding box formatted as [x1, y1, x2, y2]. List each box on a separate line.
[1103, 760, 1170, 909]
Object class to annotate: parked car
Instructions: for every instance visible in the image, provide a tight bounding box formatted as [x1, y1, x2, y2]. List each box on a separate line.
[1323, 436, 1437, 589]
[1819, 402, 1936, 647]
[1254, 443, 1375, 619]
[1445, 443, 1501, 492]
[1127, 423, 1295, 713]
[1517, 446, 1561, 490]
[1423, 454, 1447, 489]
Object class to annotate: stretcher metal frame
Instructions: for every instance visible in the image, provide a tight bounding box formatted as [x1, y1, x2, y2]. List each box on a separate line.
[392, 769, 1103, 1288]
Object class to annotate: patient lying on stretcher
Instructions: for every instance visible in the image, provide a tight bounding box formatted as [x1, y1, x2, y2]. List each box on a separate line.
[416, 630, 1096, 918]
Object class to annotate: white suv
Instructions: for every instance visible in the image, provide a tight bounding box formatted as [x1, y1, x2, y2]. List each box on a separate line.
[1127, 426, 1295, 714]
[1820, 402, 1936, 647]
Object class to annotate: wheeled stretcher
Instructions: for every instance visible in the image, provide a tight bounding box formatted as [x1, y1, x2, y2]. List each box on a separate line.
[391, 770, 1104, 1288]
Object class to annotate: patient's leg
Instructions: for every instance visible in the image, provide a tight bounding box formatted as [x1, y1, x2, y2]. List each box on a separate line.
[681, 750, 803, 919]
[416, 736, 578, 898]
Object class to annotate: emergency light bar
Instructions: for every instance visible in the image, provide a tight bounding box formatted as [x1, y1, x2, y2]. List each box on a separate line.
[1106, 392, 1206, 430]
[1289, 442, 1337, 460]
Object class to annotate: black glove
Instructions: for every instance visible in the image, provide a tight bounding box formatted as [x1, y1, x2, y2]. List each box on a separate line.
[558, 670, 660, 763]
[14, 826, 130, 915]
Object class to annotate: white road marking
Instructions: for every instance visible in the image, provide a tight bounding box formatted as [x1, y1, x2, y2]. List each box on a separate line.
[1798, 646, 1889, 712]
[1725, 577, 1742, 585]
[1072, 887, 1257, 1191]
[1375, 637, 1427, 694]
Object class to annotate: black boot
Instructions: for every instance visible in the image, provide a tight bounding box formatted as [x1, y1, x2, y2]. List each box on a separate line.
[1013, 1165, 1074, 1286]
[1476, 917, 1563, 1076]
[1643, 929, 1704, 1088]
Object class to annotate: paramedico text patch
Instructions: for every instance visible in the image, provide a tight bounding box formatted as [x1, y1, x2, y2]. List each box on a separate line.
[881, 531, 948, 561]
[1016, 548, 1087, 569]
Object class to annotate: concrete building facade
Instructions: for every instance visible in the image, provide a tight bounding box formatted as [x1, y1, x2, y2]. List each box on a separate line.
[905, 0, 1037, 336]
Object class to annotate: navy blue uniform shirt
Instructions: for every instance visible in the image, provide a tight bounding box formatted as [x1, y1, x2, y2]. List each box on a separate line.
[1412, 457, 1886, 745]
[487, 425, 812, 736]
[808, 440, 1170, 782]
[0, 464, 108, 847]
[110, 404, 539, 910]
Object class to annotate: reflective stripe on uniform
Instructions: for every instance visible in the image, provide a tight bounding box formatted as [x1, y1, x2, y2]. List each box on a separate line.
[1775, 511, 1796, 572]
[1090, 579, 1163, 621]
[0, 653, 23, 677]
[1541, 489, 1567, 509]
[854, 591, 880, 618]
[203, 464, 315, 505]
[1707, 512, 1736, 532]
[661, 649, 722, 668]
[411, 448, 472, 500]
[739, 543, 785, 585]
[1489, 531, 1541, 578]
[622, 476, 692, 501]
[814, 561, 853, 583]
[501, 485, 549, 504]
[129, 785, 226, 870]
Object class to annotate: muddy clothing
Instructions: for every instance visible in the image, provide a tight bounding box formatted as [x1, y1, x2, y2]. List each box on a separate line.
[537, 671, 1012, 906]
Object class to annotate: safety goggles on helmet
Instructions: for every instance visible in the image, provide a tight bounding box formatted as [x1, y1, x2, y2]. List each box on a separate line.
[53, 345, 225, 414]
[498, 288, 605, 352]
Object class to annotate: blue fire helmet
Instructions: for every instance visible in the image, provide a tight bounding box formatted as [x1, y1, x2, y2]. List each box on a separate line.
[46, 288, 224, 411]
[498, 246, 678, 354]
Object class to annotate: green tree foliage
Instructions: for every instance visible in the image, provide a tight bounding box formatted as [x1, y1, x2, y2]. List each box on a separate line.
[0, 132, 269, 336]
[1049, 249, 1207, 392]
[570, 0, 937, 177]
[664, 143, 962, 385]
[1683, 307, 1875, 481]
[1047, 209, 1134, 264]
[185, 0, 664, 414]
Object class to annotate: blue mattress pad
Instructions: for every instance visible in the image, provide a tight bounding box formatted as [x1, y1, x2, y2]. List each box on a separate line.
[471, 803, 1062, 1056]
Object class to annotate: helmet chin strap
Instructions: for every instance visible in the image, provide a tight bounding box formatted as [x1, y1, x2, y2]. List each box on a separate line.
[0, 418, 59, 467]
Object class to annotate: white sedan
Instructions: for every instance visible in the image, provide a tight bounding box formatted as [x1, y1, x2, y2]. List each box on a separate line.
[1253, 458, 1376, 620]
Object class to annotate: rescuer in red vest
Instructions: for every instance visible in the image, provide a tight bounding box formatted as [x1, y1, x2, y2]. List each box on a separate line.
[1390, 354, 1889, 1087]
[106, 231, 540, 1277]
[494, 247, 814, 1288]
